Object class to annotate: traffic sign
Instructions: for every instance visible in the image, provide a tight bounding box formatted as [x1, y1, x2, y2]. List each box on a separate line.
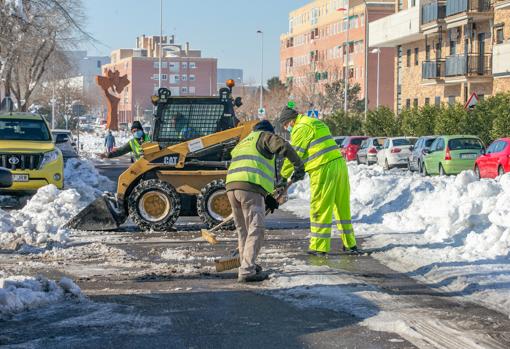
[465, 92, 479, 110]
[258, 107, 266, 118]
[307, 110, 319, 118]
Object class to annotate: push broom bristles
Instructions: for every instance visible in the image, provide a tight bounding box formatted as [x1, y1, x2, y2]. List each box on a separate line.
[215, 256, 241, 272]
[201, 229, 219, 245]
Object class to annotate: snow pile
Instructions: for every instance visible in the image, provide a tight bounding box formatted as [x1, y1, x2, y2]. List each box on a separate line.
[283, 164, 510, 314]
[0, 275, 82, 318]
[79, 131, 131, 159]
[0, 158, 113, 247]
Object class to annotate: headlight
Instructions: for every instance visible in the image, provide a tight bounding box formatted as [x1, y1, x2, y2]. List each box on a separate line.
[39, 150, 60, 168]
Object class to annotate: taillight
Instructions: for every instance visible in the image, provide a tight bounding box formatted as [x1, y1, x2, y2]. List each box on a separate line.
[445, 147, 452, 161]
[391, 148, 401, 153]
[368, 148, 377, 154]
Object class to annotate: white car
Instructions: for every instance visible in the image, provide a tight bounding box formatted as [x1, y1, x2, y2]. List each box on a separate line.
[377, 137, 418, 170]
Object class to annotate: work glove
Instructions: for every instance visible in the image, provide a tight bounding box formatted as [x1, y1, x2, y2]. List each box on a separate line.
[265, 194, 280, 213]
[290, 168, 305, 183]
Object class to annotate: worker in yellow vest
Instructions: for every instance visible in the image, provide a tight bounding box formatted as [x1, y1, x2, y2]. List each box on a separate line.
[278, 107, 357, 255]
[226, 120, 305, 282]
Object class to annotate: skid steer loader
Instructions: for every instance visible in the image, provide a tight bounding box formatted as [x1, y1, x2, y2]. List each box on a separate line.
[66, 81, 258, 231]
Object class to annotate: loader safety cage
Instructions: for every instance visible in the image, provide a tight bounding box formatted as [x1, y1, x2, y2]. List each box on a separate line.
[153, 89, 238, 148]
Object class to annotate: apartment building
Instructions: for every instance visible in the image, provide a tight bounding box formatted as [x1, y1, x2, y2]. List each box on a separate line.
[280, 0, 396, 110]
[370, 0, 510, 112]
[102, 35, 217, 124]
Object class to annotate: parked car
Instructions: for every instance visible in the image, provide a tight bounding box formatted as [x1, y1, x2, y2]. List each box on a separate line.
[0, 112, 64, 195]
[340, 136, 369, 161]
[474, 138, 510, 179]
[334, 136, 347, 148]
[377, 137, 418, 170]
[423, 135, 485, 176]
[408, 136, 437, 173]
[51, 129, 78, 159]
[0, 167, 12, 188]
[357, 137, 386, 165]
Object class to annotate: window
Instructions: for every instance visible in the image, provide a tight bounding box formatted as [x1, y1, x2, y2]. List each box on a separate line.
[487, 141, 499, 154]
[435, 96, 441, 106]
[425, 97, 430, 105]
[406, 49, 411, 67]
[414, 48, 419, 65]
[161, 74, 167, 80]
[153, 62, 159, 69]
[182, 62, 188, 69]
[162, 62, 168, 68]
[189, 62, 196, 69]
[411, 0, 416, 6]
[152, 74, 159, 80]
[448, 96, 456, 105]
[426, 45, 431, 61]
[496, 27, 504, 44]
[189, 86, 196, 94]
[181, 87, 188, 93]
[182, 75, 187, 81]
[436, 138, 445, 151]
[189, 74, 196, 81]
[413, 98, 418, 107]
[450, 40, 457, 55]
[406, 99, 411, 109]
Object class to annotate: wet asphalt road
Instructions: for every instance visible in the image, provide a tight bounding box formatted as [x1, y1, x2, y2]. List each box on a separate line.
[2, 160, 510, 348]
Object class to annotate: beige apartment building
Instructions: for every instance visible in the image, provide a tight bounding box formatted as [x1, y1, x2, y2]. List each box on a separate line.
[370, 0, 510, 112]
[280, 0, 396, 111]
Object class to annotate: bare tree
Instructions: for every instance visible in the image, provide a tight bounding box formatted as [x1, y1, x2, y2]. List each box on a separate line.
[1, 0, 91, 111]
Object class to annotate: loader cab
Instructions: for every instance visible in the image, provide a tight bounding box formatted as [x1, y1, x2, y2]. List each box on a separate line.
[152, 81, 241, 148]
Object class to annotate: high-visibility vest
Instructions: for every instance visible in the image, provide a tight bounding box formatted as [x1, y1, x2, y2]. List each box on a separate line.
[129, 134, 151, 160]
[226, 131, 276, 194]
[292, 115, 341, 172]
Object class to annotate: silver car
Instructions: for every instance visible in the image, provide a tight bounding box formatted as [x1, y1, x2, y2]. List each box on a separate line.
[51, 129, 78, 159]
[357, 137, 386, 165]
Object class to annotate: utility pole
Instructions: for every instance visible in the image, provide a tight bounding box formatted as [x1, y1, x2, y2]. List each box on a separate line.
[363, 1, 368, 120]
[159, 0, 163, 89]
[344, 2, 350, 113]
[257, 30, 264, 114]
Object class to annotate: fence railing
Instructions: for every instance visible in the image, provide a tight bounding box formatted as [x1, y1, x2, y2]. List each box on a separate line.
[422, 60, 445, 78]
[446, 0, 492, 17]
[422, 1, 447, 24]
[445, 53, 492, 76]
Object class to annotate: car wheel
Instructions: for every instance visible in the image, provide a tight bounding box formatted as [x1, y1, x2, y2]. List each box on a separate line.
[197, 179, 234, 229]
[407, 160, 412, 172]
[439, 164, 446, 176]
[498, 166, 505, 177]
[356, 156, 361, 165]
[475, 165, 481, 179]
[384, 159, 390, 171]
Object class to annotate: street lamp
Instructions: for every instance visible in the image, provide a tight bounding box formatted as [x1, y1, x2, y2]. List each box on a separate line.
[337, 5, 350, 113]
[257, 30, 264, 116]
[159, 0, 163, 89]
[371, 48, 381, 109]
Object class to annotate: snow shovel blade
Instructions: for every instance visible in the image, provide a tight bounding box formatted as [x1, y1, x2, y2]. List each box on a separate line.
[64, 194, 125, 231]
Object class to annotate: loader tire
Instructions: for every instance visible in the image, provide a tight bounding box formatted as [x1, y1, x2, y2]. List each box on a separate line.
[128, 179, 181, 231]
[197, 179, 235, 230]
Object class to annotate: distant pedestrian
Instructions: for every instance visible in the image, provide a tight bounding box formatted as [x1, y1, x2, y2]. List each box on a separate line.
[104, 130, 116, 153]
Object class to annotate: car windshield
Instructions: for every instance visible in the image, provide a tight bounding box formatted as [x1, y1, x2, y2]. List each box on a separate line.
[52, 133, 70, 143]
[425, 138, 436, 147]
[0, 119, 51, 141]
[373, 138, 386, 147]
[350, 138, 365, 146]
[392, 138, 411, 146]
[448, 138, 484, 150]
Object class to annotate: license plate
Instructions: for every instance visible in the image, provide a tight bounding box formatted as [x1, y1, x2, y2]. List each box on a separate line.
[12, 174, 29, 182]
[460, 153, 477, 160]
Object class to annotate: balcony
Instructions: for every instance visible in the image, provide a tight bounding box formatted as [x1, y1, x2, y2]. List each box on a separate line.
[446, 0, 492, 18]
[369, 6, 422, 47]
[445, 53, 492, 77]
[422, 60, 445, 79]
[422, 1, 447, 24]
[493, 42, 510, 77]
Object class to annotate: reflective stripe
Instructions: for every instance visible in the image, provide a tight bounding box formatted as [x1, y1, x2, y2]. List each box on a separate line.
[227, 167, 274, 183]
[294, 145, 306, 154]
[310, 232, 331, 239]
[310, 222, 332, 229]
[337, 220, 352, 225]
[309, 135, 334, 148]
[231, 155, 275, 175]
[304, 145, 341, 164]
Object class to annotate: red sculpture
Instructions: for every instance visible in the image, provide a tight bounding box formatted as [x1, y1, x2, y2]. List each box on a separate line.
[96, 69, 130, 131]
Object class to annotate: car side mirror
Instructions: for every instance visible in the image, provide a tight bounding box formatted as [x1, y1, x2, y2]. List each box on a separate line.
[0, 168, 12, 188]
[423, 148, 431, 154]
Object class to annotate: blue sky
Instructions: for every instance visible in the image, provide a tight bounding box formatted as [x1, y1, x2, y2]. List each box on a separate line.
[83, 0, 310, 84]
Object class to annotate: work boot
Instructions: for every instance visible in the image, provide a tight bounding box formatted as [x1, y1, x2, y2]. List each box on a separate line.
[307, 250, 328, 257]
[342, 245, 359, 253]
[255, 264, 262, 273]
[238, 271, 269, 283]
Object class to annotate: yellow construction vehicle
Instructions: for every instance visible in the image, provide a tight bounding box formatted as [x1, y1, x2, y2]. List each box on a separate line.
[66, 81, 257, 231]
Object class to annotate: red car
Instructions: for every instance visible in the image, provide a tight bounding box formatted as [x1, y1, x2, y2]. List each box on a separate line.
[340, 136, 369, 161]
[474, 138, 510, 178]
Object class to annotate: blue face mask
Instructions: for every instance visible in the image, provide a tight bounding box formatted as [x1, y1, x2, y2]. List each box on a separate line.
[286, 125, 293, 133]
[134, 130, 144, 139]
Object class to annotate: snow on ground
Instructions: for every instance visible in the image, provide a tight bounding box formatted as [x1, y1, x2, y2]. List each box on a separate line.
[0, 158, 113, 248]
[282, 163, 510, 316]
[79, 130, 131, 160]
[0, 275, 82, 318]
